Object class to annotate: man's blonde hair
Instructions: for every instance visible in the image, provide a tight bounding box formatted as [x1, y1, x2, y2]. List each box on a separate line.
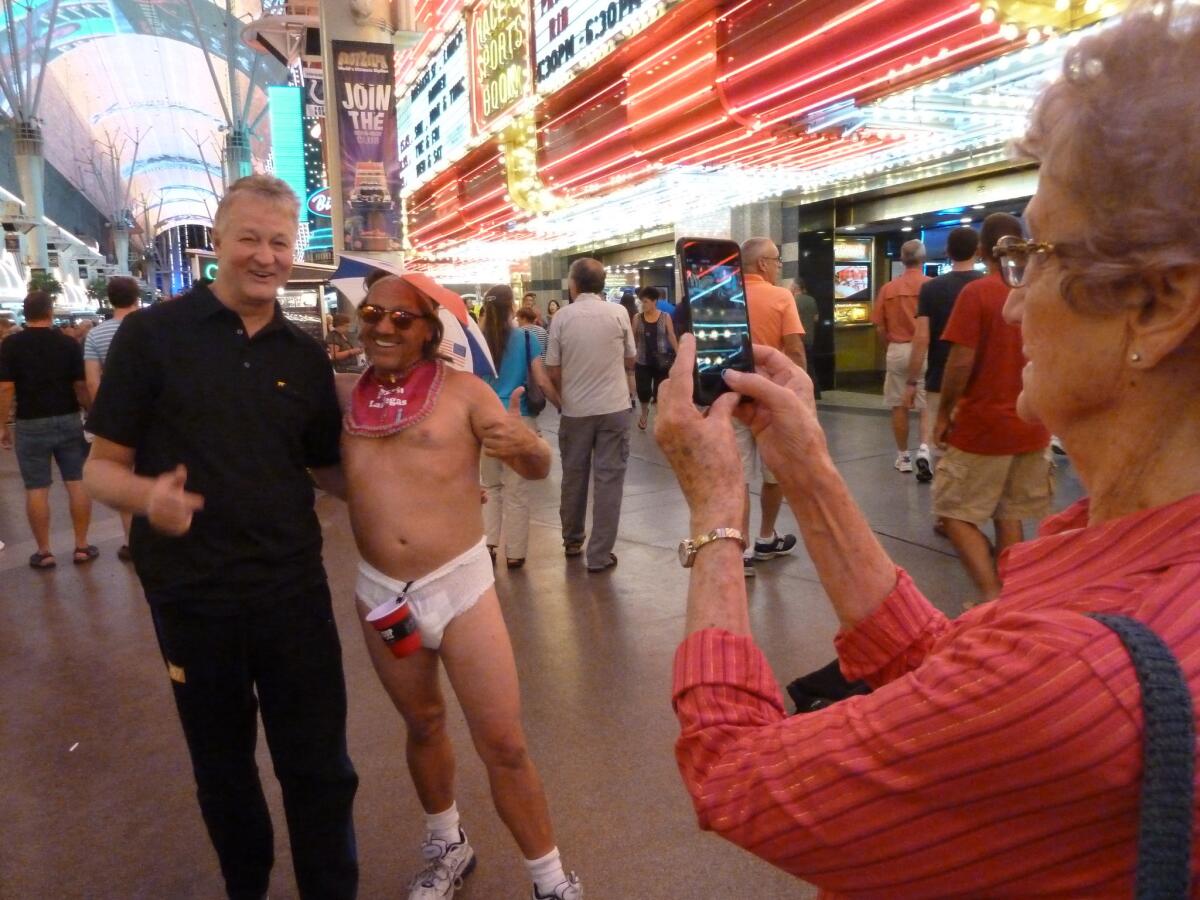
[213, 175, 300, 236]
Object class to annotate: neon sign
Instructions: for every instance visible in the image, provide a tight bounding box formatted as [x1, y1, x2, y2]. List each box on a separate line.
[306, 187, 333, 218]
[470, 0, 530, 131]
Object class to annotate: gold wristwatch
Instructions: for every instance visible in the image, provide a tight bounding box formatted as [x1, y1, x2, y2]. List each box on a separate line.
[678, 528, 747, 568]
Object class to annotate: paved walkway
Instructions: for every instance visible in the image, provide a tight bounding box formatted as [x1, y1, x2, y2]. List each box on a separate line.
[0, 405, 1083, 898]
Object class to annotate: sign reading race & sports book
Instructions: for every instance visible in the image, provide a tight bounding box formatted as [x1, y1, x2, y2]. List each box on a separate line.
[470, 0, 530, 132]
[533, 0, 667, 90]
[397, 23, 471, 195]
[331, 40, 403, 251]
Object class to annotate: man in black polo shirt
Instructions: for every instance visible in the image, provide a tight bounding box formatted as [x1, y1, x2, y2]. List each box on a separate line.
[903, 226, 983, 483]
[83, 175, 358, 899]
[0, 290, 97, 568]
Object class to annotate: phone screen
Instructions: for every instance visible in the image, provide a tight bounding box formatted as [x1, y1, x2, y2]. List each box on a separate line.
[677, 237, 753, 406]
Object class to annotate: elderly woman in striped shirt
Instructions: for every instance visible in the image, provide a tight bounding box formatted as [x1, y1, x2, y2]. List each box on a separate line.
[654, 5, 1200, 895]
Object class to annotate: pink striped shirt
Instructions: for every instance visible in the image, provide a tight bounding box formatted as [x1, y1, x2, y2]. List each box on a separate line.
[672, 492, 1200, 896]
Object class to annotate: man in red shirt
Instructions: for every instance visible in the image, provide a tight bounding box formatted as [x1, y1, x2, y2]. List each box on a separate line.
[934, 213, 1053, 605]
[736, 237, 806, 576]
[871, 240, 930, 474]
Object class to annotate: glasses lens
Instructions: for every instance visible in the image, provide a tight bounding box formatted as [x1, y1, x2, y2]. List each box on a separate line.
[391, 311, 417, 331]
[358, 304, 383, 324]
[995, 238, 1029, 288]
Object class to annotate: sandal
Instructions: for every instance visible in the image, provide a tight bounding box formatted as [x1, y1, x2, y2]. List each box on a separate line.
[117, 544, 132, 562]
[487, 545, 498, 564]
[506, 558, 525, 569]
[564, 542, 583, 557]
[72, 545, 100, 564]
[637, 416, 648, 431]
[29, 551, 56, 569]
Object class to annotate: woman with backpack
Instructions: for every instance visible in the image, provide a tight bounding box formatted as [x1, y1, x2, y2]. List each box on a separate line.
[478, 285, 561, 568]
[632, 286, 678, 431]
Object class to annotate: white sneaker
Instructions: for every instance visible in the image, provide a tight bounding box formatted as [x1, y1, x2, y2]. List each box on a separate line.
[533, 872, 583, 900]
[914, 444, 933, 483]
[894, 451, 913, 473]
[408, 829, 476, 899]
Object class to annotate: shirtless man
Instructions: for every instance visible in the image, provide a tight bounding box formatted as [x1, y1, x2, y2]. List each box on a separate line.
[340, 274, 583, 900]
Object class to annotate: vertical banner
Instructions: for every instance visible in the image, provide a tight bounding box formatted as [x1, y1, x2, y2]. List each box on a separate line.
[331, 40, 403, 251]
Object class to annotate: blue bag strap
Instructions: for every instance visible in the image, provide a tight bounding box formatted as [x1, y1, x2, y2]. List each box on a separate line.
[1087, 613, 1195, 899]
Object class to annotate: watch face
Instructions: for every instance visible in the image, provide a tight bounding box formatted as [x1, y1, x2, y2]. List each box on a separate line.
[677, 540, 693, 567]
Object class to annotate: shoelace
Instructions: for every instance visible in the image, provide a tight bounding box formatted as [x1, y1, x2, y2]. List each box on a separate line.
[410, 857, 455, 891]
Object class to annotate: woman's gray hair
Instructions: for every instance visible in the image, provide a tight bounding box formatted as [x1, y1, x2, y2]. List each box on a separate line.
[1017, 2, 1200, 313]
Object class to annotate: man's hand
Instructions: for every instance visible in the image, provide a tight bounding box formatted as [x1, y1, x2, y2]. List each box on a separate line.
[721, 344, 827, 489]
[934, 407, 954, 450]
[0, 424, 11, 450]
[481, 388, 537, 459]
[146, 465, 205, 536]
[654, 335, 745, 528]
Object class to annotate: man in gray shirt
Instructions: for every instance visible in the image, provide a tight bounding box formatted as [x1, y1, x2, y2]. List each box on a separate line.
[545, 258, 636, 573]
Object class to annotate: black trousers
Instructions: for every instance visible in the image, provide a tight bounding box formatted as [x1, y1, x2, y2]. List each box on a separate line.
[149, 581, 358, 900]
[634, 362, 669, 404]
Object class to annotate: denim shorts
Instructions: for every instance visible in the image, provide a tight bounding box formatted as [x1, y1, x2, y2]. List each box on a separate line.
[13, 413, 89, 489]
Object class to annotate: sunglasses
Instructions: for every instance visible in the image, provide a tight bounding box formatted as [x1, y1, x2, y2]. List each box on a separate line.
[358, 303, 432, 329]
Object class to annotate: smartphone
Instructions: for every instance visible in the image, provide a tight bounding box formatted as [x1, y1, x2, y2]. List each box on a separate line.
[676, 237, 754, 406]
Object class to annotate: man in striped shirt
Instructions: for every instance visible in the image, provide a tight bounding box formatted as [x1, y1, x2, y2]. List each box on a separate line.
[83, 275, 140, 560]
[83, 276, 141, 390]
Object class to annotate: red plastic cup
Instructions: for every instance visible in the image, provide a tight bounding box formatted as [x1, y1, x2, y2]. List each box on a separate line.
[365, 597, 422, 658]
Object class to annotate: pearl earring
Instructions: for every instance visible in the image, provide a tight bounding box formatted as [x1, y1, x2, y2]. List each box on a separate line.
[1130, 351, 1142, 363]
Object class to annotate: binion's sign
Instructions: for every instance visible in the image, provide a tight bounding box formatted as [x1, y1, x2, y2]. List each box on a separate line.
[307, 187, 333, 219]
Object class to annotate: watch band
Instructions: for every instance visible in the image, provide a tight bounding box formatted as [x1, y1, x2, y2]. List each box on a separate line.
[679, 527, 747, 568]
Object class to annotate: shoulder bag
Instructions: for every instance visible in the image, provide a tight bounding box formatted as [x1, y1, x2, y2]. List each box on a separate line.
[523, 329, 547, 416]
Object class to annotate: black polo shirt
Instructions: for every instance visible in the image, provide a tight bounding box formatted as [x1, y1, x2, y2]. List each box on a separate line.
[0, 327, 85, 419]
[87, 285, 342, 607]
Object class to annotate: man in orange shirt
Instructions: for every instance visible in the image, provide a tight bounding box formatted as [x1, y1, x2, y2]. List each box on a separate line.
[871, 240, 930, 474]
[934, 214, 1053, 606]
[736, 237, 806, 575]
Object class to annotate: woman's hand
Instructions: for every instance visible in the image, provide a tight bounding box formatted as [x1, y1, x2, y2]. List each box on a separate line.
[723, 345, 828, 489]
[655, 335, 745, 528]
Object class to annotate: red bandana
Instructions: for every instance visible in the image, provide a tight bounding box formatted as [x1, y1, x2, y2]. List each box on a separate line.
[344, 359, 446, 437]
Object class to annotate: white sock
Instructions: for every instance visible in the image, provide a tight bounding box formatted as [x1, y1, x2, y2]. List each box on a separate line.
[424, 802, 461, 844]
[526, 847, 567, 895]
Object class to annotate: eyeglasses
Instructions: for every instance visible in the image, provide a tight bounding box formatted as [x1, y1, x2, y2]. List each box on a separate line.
[358, 303, 432, 329]
[761, 256, 782, 264]
[993, 236, 1059, 289]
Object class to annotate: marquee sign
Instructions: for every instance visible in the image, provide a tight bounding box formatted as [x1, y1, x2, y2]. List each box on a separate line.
[532, 0, 665, 90]
[398, 24, 471, 194]
[470, 0, 530, 132]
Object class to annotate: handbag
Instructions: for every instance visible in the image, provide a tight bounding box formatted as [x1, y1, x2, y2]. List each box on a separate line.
[523, 329, 547, 416]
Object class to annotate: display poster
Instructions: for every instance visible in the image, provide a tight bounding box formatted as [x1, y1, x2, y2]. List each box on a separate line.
[533, 0, 666, 89]
[398, 24, 471, 194]
[332, 40, 403, 252]
[470, 0, 530, 132]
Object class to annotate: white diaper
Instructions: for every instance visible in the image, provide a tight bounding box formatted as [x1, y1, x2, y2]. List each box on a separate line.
[355, 537, 494, 650]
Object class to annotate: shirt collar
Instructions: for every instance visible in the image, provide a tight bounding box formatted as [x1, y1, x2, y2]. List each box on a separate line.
[191, 283, 290, 337]
[744, 274, 769, 285]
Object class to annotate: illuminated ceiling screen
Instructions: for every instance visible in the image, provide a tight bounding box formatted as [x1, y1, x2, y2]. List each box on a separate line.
[398, 23, 471, 194]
